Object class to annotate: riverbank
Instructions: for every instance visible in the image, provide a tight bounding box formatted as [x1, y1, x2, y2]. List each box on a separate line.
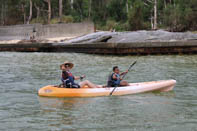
[0, 30, 197, 55]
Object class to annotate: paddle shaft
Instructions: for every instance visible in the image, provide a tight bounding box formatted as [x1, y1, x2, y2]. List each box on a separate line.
[109, 61, 137, 96]
[121, 61, 137, 80]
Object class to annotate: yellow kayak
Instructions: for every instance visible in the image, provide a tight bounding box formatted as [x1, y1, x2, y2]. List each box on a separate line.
[38, 79, 176, 97]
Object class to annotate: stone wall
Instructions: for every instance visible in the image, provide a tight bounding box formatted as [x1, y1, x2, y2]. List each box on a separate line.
[0, 22, 94, 40]
[0, 24, 34, 40]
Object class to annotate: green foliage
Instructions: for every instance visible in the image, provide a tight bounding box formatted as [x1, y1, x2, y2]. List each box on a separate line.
[163, 5, 181, 31]
[91, 0, 108, 24]
[114, 22, 130, 31]
[30, 17, 46, 24]
[107, 0, 127, 22]
[50, 18, 59, 24]
[61, 15, 74, 23]
[106, 20, 118, 30]
[51, 15, 74, 24]
[128, 0, 146, 31]
[163, 3, 196, 31]
[0, 0, 197, 31]
[96, 20, 129, 32]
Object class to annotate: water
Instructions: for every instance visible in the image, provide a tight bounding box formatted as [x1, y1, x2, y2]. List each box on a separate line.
[0, 52, 197, 131]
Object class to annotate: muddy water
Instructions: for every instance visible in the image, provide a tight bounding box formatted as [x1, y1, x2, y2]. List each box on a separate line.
[0, 52, 197, 130]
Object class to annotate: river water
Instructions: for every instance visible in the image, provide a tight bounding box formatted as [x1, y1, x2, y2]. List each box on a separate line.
[0, 52, 197, 131]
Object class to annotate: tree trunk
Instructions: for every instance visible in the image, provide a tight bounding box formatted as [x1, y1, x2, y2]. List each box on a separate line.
[44, 0, 51, 24]
[126, 0, 129, 14]
[34, 3, 40, 19]
[153, 0, 157, 30]
[27, 0, 33, 24]
[88, 0, 92, 19]
[151, 15, 154, 29]
[70, 0, 74, 10]
[164, 0, 166, 8]
[21, 4, 26, 24]
[48, 0, 51, 24]
[3, 2, 7, 25]
[59, 0, 63, 22]
[1, 3, 4, 25]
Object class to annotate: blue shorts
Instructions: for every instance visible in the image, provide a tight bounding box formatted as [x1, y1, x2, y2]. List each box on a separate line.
[112, 80, 121, 87]
[68, 84, 80, 88]
[61, 78, 80, 88]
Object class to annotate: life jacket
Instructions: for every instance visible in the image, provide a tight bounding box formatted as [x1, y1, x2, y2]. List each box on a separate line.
[62, 71, 74, 80]
[67, 71, 73, 77]
[107, 73, 120, 87]
[62, 71, 68, 80]
[61, 71, 80, 88]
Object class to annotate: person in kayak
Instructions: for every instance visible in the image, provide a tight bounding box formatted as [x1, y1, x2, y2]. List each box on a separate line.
[107, 66, 129, 87]
[60, 61, 102, 88]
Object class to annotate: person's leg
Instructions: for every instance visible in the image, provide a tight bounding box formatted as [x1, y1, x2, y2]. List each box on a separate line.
[120, 80, 129, 86]
[62, 80, 67, 88]
[79, 80, 102, 88]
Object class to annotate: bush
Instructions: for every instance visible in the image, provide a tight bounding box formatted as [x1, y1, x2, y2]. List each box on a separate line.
[162, 4, 197, 32]
[114, 22, 130, 31]
[50, 18, 59, 24]
[61, 15, 74, 23]
[95, 20, 129, 32]
[50, 15, 74, 24]
[30, 17, 46, 24]
[106, 20, 118, 30]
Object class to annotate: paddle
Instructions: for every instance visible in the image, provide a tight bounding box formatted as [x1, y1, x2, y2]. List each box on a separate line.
[80, 75, 86, 81]
[109, 61, 137, 96]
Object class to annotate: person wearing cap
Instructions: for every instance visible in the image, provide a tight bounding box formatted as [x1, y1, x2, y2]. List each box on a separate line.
[60, 61, 102, 88]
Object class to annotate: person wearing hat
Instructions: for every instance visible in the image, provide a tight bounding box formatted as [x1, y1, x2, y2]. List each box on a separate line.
[60, 61, 102, 88]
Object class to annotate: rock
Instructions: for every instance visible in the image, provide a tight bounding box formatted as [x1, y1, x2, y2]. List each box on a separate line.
[61, 31, 117, 44]
[107, 30, 197, 43]
[61, 30, 197, 44]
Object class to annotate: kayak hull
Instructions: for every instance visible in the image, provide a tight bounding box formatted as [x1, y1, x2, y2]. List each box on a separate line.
[38, 79, 176, 97]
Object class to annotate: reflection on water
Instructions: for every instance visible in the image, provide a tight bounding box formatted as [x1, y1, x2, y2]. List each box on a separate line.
[0, 52, 197, 130]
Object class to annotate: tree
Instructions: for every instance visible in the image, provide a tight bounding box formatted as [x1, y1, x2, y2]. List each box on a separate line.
[70, 0, 74, 10]
[107, 0, 127, 22]
[34, 3, 40, 19]
[43, 0, 51, 24]
[59, 0, 63, 22]
[91, 0, 110, 23]
[128, 0, 145, 30]
[153, 0, 157, 29]
[88, 0, 92, 19]
[163, 4, 183, 31]
[0, 0, 6, 25]
[27, 0, 32, 24]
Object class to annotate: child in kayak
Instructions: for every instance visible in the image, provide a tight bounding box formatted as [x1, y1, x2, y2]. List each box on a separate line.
[60, 61, 102, 88]
[107, 66, 129, 87]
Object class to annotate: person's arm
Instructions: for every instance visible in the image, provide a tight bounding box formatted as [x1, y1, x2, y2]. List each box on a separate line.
[113, 74, 123, 80]
[120, 70, 128, 76]
[74, 75, 85, 80]
[112, 74, 118, 80]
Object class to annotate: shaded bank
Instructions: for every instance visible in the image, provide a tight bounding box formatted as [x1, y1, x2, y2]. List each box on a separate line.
[0, 41, 197, 55]
[0, 30, 197, 55]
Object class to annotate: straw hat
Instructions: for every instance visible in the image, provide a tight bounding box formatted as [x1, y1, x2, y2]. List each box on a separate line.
[60, 61, 74, 70]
